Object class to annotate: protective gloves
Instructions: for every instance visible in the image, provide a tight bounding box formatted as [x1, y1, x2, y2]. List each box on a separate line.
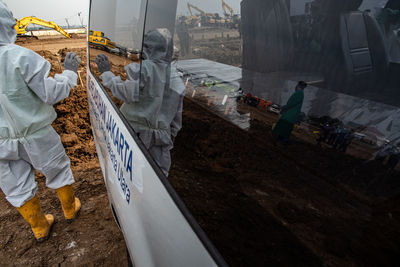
[94, 54, 111, 74]
[64, 52, 80, 73]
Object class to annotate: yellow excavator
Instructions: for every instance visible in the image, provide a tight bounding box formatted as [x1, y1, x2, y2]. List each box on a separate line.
[221, 0, 234, 18]
[15, 17, 71, 38]
[187, 3, 206, 17]
[187, 3, 221, 26]
[221, 0, 240, 29]
[89, 30, 138, 59]
[186, 3, 206, 25]
[88, 30, 117, 52]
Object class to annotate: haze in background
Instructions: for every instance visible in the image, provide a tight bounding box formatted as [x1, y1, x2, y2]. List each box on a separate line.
[176, 0, 387, 17]
[2, 0, 240, 27]
[177, 0, 240, 16]
[2, 0, 89, 27]
[2, 0, 388, 28]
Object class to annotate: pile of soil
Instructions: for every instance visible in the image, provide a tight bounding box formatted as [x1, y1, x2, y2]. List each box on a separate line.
[49, 48, 98, 168]
[0, 41, 128, 266]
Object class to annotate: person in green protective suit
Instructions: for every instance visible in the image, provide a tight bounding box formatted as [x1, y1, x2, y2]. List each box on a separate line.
[273, 81, 307, 143]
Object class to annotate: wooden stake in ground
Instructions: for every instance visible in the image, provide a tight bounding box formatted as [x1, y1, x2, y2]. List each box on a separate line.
[57, 58, 62, 73]
[78, 71, 83, 86]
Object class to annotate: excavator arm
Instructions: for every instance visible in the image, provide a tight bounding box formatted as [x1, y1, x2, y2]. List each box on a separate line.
[15, 17, 71, 38]
[221, 0, 234, 18]
[187, 3, 206, 16]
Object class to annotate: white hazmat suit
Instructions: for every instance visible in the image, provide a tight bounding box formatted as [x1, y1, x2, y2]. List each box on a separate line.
[0, 2, 77, 207]
[99, 29, 185, 176]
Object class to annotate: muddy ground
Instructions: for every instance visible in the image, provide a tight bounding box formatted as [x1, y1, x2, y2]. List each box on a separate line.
[15, 35, 87, 53]
[1, 35, 400, 267]
[178, 28, 242, 67]
[0, 37, 128, 266]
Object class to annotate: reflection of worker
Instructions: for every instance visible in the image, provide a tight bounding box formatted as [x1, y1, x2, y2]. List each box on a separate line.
[95, 29, 185, 176]
[273, 81, 307, 143]
[161, 47, 185, 146]
[0, 2, 81, 242]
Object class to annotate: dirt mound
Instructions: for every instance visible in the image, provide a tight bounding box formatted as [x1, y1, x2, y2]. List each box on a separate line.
[36, 47, 98, 169]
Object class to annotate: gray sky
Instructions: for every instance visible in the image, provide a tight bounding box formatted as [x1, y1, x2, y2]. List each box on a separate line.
[1, 0, 240, 27]
[2, 0, 89, 26]
[2, 0, 386, 28]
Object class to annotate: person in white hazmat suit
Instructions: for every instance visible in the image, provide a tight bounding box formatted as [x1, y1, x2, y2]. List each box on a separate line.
[0, 1, 81, 242]
[95, 28, 185, 176]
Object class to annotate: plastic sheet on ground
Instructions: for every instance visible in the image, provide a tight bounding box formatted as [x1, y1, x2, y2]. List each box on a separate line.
[175, 59, 250, 130]
[176, 58, 400, 143]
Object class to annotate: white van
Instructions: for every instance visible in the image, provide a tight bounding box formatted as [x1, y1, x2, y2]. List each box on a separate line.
[87, 0, 400, 266]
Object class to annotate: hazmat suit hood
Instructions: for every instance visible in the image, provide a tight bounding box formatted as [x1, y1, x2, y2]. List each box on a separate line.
[0, 1, 17, 45]
[125, 28, 172, 81]
[125, 28, 173, 87]
[142, 28, 172, 62]
[100, 28, 176, 176]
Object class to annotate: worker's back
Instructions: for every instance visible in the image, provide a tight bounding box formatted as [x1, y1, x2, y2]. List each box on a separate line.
[0, 43, 56, 139]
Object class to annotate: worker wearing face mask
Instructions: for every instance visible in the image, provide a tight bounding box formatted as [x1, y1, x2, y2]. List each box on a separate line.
[95, 28, 185, 176]
[0, 1, 81, 242]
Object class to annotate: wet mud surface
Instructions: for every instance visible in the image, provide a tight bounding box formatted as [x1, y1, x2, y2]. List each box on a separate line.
[0, 39, 128, 266]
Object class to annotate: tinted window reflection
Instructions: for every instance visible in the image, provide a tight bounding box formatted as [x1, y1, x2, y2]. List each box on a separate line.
[174, 0, 400, 158]
[170, 0, 400, 265]
[174, 0, 246, 128]
[89, 0, 400, 196]
[130, 0, 180, 176]
[89, 0, 145, 106]
[90, 0, 181, 176]
[87, 0, 400, 265]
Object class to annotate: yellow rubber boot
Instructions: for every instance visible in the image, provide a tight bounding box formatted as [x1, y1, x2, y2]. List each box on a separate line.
[56, 185, 81, 223]
[16, 195, 54, 242]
